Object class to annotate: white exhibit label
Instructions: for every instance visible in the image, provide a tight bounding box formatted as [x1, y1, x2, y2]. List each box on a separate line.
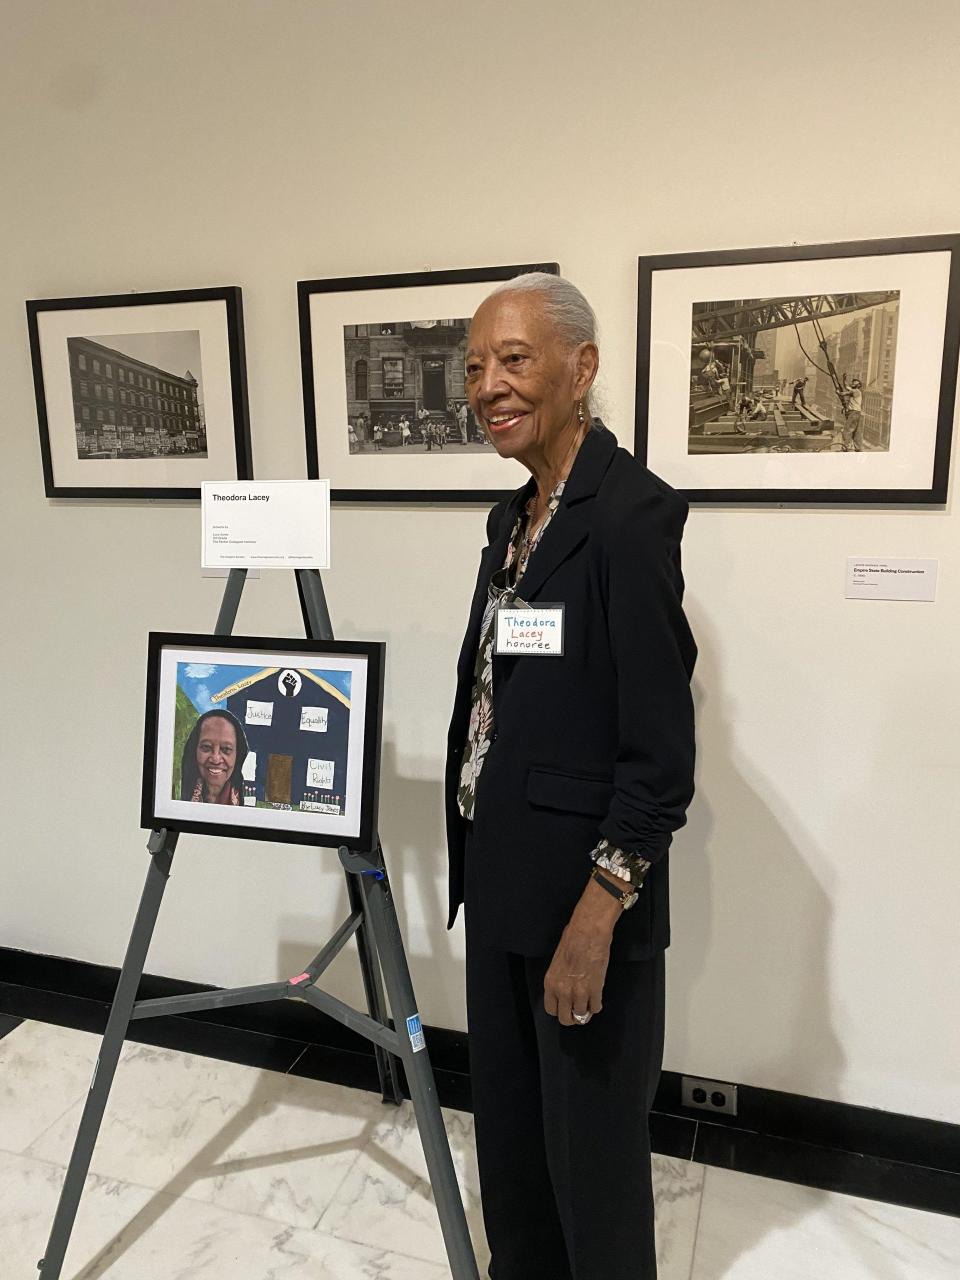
[845, 557, 938, 601]
[201, 480, 331, 569]
[495, 604, 565, 656]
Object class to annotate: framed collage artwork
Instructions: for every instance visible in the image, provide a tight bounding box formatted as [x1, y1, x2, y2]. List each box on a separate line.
[142, 632, 385, 850]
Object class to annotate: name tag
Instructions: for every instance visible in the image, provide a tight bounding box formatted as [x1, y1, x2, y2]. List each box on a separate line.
[495, 604, 565, 656]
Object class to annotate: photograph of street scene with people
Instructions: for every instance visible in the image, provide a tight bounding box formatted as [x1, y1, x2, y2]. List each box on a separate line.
[342, 316, 489, 455]
[688, 291, 900, 454]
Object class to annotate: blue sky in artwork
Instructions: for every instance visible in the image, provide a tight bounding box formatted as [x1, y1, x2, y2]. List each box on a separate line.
[177, 662, 352, 714]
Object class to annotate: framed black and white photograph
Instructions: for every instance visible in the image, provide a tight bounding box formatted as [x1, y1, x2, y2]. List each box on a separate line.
[27, 286, 252, 499]
[142, 632, 385, 849]
[298, 262, 559, 502]
[635, 235, 960, 503]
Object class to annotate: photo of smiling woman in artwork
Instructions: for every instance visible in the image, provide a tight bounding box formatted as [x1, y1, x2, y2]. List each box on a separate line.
[179, 709, 249, 806]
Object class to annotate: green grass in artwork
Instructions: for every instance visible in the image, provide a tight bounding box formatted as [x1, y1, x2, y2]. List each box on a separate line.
[172, 684, 201, 799]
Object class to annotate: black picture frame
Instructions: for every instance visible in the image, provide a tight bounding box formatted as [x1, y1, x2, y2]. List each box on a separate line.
[298, 262, 559, 503]
[27, 286, 252, 500]
[635, 235, 960, 504]
[141, 632, 385, 851]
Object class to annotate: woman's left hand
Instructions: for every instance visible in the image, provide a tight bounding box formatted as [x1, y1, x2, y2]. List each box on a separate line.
[543, 893, 618, 1025]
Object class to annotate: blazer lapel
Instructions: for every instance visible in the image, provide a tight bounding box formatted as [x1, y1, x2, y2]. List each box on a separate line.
[454, 485, 529, 683]
[515, 424, 617, 603]
[515, 504, 590, 603]
[454, 425, 617, 687]
[486, 485, 526, 579]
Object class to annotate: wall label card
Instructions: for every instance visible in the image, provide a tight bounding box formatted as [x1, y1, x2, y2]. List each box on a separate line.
[202, 480, 330, 569]
[495, 604, 565, 656]
[845, 557, 938, 601]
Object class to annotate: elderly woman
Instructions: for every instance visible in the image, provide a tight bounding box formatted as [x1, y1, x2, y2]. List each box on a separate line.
[444, 274, 697, 1280]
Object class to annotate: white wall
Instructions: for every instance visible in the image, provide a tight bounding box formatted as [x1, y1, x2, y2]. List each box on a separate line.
[2, 0, 958, 1124]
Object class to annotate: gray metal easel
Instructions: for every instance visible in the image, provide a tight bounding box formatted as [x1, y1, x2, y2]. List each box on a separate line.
[37, 566, 480, 1280]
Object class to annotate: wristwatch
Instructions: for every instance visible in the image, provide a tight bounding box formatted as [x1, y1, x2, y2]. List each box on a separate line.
[590, 866, 639, 910]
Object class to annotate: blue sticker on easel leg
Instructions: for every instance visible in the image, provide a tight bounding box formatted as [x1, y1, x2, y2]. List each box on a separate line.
[406, 1013, 425, 1053]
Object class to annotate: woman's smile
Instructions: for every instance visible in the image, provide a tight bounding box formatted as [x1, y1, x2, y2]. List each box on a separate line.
[485, 410, 528, 434]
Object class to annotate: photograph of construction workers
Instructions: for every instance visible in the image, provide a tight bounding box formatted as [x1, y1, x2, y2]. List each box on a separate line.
[688, 292, 900, 454]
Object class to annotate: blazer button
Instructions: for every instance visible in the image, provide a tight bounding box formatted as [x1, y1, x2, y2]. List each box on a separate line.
[491, 730, 499, 743]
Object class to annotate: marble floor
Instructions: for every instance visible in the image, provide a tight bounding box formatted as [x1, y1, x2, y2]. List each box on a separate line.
[1, 1019, 958, 1279]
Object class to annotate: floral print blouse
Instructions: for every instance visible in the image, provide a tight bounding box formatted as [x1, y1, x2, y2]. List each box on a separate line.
[457, 481, 652, 891]
[190, 778, 241, 806]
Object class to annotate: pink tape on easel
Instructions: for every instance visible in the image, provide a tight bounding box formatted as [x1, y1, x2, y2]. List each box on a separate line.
[288, 972, 311, 985]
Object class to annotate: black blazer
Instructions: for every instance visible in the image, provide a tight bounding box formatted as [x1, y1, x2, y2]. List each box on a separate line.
[444, 423, 697, 961]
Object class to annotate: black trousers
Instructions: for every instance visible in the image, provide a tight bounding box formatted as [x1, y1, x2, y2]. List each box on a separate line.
[464, 835, 666, 1280]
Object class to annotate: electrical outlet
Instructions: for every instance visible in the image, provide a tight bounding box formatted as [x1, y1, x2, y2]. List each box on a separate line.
[681, 1075, 738, 1116]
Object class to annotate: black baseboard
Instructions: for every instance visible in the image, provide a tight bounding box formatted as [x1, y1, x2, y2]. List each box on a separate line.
[0, 1012, 23, 1042]
[2, 946, 958, 1219]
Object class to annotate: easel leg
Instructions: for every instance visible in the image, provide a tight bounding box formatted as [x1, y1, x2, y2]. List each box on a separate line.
[215, 566, 247, 633]
[37, 830, 177, 1280]
[296, 570, 403, 1106]
[344, 868, 404, 1105]
[358, 867, 480, 1280]
[295, 567, 333, 643]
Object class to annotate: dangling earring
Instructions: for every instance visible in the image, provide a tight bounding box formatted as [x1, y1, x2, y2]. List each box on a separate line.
[577, 399, 585, 427]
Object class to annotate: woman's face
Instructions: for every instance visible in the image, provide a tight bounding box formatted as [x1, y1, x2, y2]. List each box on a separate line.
[464, 292, 594, 465]
[196, 716, 237, 793]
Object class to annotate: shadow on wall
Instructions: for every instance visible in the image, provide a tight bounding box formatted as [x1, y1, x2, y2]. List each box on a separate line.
[276, 735, 455, 1030]
[665, 604, 853, 1262]
[671, 605, 846, 1089]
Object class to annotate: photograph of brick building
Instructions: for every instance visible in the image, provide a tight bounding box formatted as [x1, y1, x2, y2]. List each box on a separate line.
[342, 317, 488, 454]
[68, 331, 206, 459]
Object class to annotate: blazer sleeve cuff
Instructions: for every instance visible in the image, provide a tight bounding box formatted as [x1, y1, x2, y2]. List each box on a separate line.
[589, 838, 652, 888]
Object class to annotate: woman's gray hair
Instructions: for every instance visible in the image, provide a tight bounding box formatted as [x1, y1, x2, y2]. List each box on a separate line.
[484, 272, 601, 416]
[486, 272, 597, 351]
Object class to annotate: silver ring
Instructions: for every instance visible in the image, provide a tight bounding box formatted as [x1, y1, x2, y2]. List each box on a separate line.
[572, 1011, 592, 1025]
